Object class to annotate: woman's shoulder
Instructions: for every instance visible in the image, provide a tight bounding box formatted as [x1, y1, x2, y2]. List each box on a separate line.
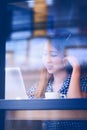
[26, 82, 38, 99]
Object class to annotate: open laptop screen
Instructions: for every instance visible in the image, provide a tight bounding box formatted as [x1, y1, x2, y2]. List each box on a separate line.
[5, 67, 28, 99]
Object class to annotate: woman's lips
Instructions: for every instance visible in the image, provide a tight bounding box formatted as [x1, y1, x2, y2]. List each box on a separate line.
[46, 66, 53, 70]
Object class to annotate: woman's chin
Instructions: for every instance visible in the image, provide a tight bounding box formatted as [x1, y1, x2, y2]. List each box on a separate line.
[47, 70, 53, 74]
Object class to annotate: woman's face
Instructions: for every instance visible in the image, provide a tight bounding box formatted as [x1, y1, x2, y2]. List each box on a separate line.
[42, 41, 64, 74]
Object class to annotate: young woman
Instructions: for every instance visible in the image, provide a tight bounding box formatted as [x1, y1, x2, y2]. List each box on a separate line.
[27, 37, 87, 99]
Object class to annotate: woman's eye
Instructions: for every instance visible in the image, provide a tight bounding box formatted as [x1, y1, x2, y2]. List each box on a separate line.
[51, 54, 57, 57]
[42, 52, 58, 57]
[50, 53, 58, 57]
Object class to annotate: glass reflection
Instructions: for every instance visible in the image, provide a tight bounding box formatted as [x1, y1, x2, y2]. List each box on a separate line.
[5, 1, 87, 130]
[5, 0, 87, 99]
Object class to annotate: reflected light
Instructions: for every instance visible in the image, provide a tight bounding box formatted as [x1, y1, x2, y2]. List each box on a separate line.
[27, 0, 53, 8]
[16, 97, 22, 100]
[27, 0, 35, 8]
[46, 0, 53, 5]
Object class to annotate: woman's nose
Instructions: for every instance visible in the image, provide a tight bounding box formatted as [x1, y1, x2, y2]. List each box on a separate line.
[45, 55, 52, 63]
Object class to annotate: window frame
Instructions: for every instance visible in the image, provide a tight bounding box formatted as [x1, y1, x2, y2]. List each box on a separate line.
[0, 0, 87, 130]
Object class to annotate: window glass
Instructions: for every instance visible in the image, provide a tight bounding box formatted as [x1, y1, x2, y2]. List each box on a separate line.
[5, 1, 87, 130]
[5, 1, 87, 100]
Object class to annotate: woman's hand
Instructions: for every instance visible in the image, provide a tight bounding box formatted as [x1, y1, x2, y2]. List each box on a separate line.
[64, 56, 82, 98]
[64, 56, 80, 72]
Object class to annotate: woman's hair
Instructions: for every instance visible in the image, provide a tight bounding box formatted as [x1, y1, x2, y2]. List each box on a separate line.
[48, 36, 65, 56]
[48, 30, 71, 53]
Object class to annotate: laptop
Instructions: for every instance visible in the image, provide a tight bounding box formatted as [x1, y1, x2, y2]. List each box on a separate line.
[5, 67, 28, 99]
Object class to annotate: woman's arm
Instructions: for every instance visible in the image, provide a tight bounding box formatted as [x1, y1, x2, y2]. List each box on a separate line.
[64, 56, 82, 98]
[67, 65, 82, 98]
